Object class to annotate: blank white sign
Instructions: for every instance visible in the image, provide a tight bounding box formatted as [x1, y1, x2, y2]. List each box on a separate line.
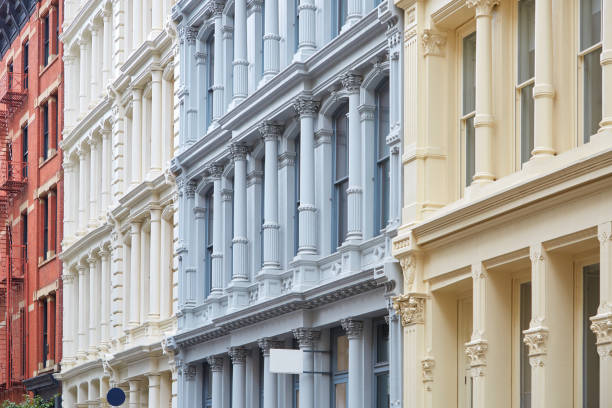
[269, 349, 303, 374]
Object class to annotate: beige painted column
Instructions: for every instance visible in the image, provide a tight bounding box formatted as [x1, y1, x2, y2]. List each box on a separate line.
[593, 223, 612, 406]
[149, 207, 161, 320]
[102, 8, 112, 88]
[129, 380, 141, 408]
[62, 160, 75, 240]
[148, 374, 161, 408]
[100, 377, 110, 407]
[61, 272, 76, 366]
[532, 0, 555, 158]
[63, 54, 76, 127]
[599, 0, 612, 138]
[101, 126, 112, 214]
[151, 68, 163, 174]
[141, 91, 150, 179]
[131, 88, 142, 187]
[466, 0, 497, 185]
[129, 222, 141, 328]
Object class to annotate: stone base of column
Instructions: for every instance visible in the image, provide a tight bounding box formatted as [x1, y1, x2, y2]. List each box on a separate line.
[226, 280, 251, 312]
[255, 270, 281, 300]
[204, 296, 223, 320]
[590, 124, 612, 144]
[289, 256, 319, 292]
[339, 241, 361, 275]
[293, 45, 316, 63]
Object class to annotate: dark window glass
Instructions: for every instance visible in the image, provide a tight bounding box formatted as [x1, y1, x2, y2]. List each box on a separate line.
[205, 190, 214, 297]
[373, 319, 390, 407]
[584, 48, 602, 143]
[43, 197, 48, 259]
[520, 83, 535, 164]
[202, 363, 213, 407]
[44, 14, 50, 65]
[518, 0, 535, 83]
[375, 79, 390, 233]
[43, 103, 49, 160]
[331, 327, 349, 408]
[465, 116, 475, 186]
[206, 35, 215, 129]
[580, 0, 601, 50]
[23, 41, 28, 89]
[294, 0, 300, 52]
[520, 282, 532, 408]
[22, 125, 28, 178]
[8, 62, 13, 88]
[333, 104, 349, 250]
[332, 0, 348, 37]
[462, 32, 476, 115]
[42, 300, 48, 368]
[583, 264, 600, 408]
[294, 136, 300, 256]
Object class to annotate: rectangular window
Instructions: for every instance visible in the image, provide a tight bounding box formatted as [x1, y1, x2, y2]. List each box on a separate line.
[462, 32, 476, 187]
[332, 0, 348, 37]
[22, 125, 28, 178]
[517, 0, 535, 164]
[43, 196, 49, 260]
[580, 0, 602, 142]
[333, 104, 349, 251]
[8, 61, 13, 88]
[373, 319, 390, 408]
[205, 191, 214, 297]
[375, 79, 390, 233]
[259, 351, 264, 408]
[202, 363, 213, 407]
[44, 14, 50, 66]
[294, 0, 300, 52]
[43, 103, 49, 160]
[294, 136, 300, 256]
[519, 282, 532, 408]
[22, 41, 28, 89]
[41, 299, 48, 368]
[331, 326, 349, 408]
[260, 162, 265, 267]
[206, 35, 215, 129]
[583, 263, 599, 407]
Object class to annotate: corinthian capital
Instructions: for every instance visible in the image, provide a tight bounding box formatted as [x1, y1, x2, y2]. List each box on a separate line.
[341, 71, 362, 93]
[341, 318, 364, 338]
[465, 0, 499, 16]
[207, 164, 224, 179]
[259, 121, 283, 142]
[293, 96, 320, 117]
[292, 328, 321, 348]
[230, 143, 249, 161]
[421, 29, 447, 57]
[228, 347, 249, 364]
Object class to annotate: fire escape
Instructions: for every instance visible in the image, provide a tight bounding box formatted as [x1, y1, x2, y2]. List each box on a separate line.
[0, 71, 28, 400]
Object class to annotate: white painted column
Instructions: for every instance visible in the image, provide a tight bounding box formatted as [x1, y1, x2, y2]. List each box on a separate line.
[232, 0, 248, 104]
[62, 160, 75, 240]
[161, 65, 173, 168]
[90, 24, 100, 102]
[184, 28, 198, 144]
[77, 263, 88, 359]
[600, 0, 612, 138]
[229, 348, 248, 408]
[129, 380, 141, 408]
[341, 319, 364, 408]
[100, 377, 110, 407]
[259, 338, 283, 408]
[263, 0, 280, 81]
[231, 144, 248, 280]
[294, 96, 319, 254]
[101, 126, 111, 213]
[293, 328, 320, 408]
[593, 223, 612, 407]
[140, 221, 149, 321]
[212, 6, 225, 122]
[531, 0, 555, 159]
[260, 122, 282, 269]
[87, 254, 99, 357]
[148, 374, 161, 408]
[99, 247, 110, 350]
[467, 0, 497, 185]
[149, 207, 161, 320]
[160, 207, 173, 319]
[346, 0, 362, 28]
[78, 38, 89, 114]
[151, 68, 163, 175]
[295, 0, 316, 61]
[150, 0, 163, 38]
[133, 0, 142, 47]
[102, 8, 112, 89]
[88, 137, 99, 226]
[77, 147, 89, 234]
[207, 356, 224, 408]
[131, 88, 142, 187]
[61, 272, 75, 365]
[129, 222, 141, 327]
[141, 91, 150, 179]
[209, 165, 224, 295]
[342, 72, 363, 242]
[63, 54, 76, 126]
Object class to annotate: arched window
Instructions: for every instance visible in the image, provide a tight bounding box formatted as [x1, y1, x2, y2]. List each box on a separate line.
[205, 189, 214, 296]
[374, 79, 390, 233]
[332, 103, 349, 251]
[206, 35, 215, 128]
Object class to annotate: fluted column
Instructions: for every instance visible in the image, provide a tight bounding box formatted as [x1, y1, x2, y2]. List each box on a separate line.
[263, 0, 280, 81]
[600, 0, 612, 138]
[88, 137, 99, 226]
[77, 263, 88, 360]
[90, 24, 100, 102]
[61, 273, 75, 365]
[77, 147, 89, 234]
[346, 0, 362, 28]
[207, 356, 224, 408]
[259, 338, 283, 408]
[151, 68, 163, 175]
[231, 144, 249, 280]
[232, 0, 248, 104]
[229, 348, 248, 408]
[129, 222, 141, 327]
[212, 5, 225, 122]
[293, 328, 320, 408]
[148, 374, 161, 408]
[531, 0, 555, 158]
[131, 88, 142, 186]
[87, 255, 99, 357]
[593, 223, 612, 407]
[78, 38, 89, 114]
[342, 73, 363, 242]
[102, 9, 112, 89]
[209, 165, 224, 295]
[295, 0, 316, 61]
[342, 319, 364, 408]
[294, 96, 319, 254]
[149, 207, 161, 320]
[185, 28, 198, 143]
[466, 0, 497, 185]
[101, 126, 111, 213]
[99, 248, 110, 349]
[63, 160, 75, 240]
[260, 122, 282, 269]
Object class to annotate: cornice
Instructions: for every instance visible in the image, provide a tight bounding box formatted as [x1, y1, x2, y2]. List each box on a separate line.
[62, 97, 113, 154]
[61, 223, 113, 263]
[61, 0, 106, 46]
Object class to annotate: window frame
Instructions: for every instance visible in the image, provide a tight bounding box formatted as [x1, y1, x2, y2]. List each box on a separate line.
[202, 362, 213, 407]
[372, 318, 390, 408]
[332, 103, 349, 252]
[457, 24, 476, 194]
[41, 299, 48, 368]
[330, 326, 349, 408]
[374, 78, 390, 234]
[205, 189, 214, 297]
[206, 34, 215, 129]
[515, 0, 535, 167]
[510, 270, 531, 408]
[22, 124, 28, 178]
[43, 103, 49, 160]
[42, 196, 49, 260]
[22, 41, 28, 89]
[43, 13, 50, 66]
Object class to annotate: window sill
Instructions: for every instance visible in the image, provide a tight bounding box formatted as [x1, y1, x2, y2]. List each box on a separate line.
[39, 54, 59, 76]
[39, 149, 57, 168]
[38, 253, 56, 268]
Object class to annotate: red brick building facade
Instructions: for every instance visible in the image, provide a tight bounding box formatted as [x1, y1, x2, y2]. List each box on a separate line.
[0, 0, 64, 404]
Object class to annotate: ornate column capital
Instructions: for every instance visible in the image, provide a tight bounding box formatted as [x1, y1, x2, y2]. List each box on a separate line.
[341, 318, 364, 339]
[62, 273, 76, 285]
[184, 364, 197, 381]
[209, 1, 226, 17]
[229, 347, 249, 364]
[523, 327, 549, 367]
[465, 0, 499, 17]
[292, 327, 321, 348]
[590, 314, 612, 357]
[465, 339, 488, 374]
[230, 143, 249, 161]
[185, 179, 197, 198]
[293, 96, 320, 117]
[392, 293, 426, 326]
[207, 164, 224, 180]
[258, 338, 284, 356]
[340, 71, 362, 93]
[259, 121, 283, 142]
[421, 29, 447, 57]
[207, 355, 224, 371]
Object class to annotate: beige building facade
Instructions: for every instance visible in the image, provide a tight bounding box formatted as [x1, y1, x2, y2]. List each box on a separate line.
[392, 0, 612, 407]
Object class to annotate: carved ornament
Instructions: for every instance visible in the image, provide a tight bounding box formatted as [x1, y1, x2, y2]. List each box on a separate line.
[392, 293, 426, 326]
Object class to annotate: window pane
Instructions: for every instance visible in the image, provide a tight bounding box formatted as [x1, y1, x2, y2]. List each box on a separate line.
[463, 32, 476, 115]
[581, 0, 601, 50]
[376, 80, 390, 159]
[378, 159, 390, 231]
[336, 334, 349, 371]
[465, 116, 475, 186]
[376, 374, 390, 408]
[518, 0, 535, 83]
[335, 383, 347, 408]
[334, 106, 349, 181]
[377, 323, 389, 363]
[583, 264, 600, 408]
[584, 48, 602, 142]
[337, 180, 348, 246]
[520, 282, 532, 408]
[520, 83, 534, 164]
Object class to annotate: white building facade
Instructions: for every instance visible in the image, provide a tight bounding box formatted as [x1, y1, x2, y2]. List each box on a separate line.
[59, 0, 180, 406]
[169, 0, 404, 407]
